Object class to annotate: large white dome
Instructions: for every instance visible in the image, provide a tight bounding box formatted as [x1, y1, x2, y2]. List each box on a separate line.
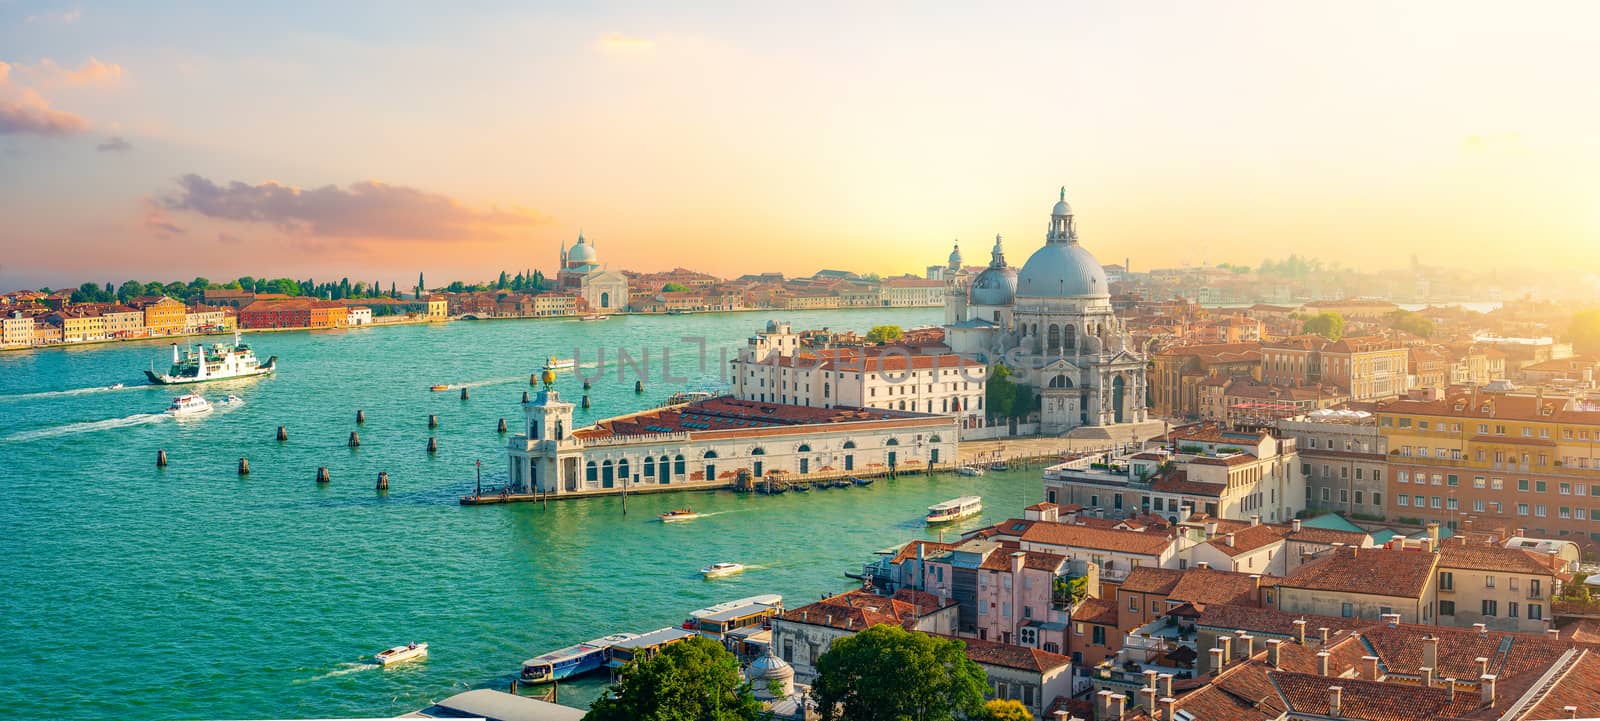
[1016, 243, 1108, 299]
[568, 234, 597, 264]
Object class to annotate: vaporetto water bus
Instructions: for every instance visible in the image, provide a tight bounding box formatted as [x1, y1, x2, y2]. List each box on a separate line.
[145, 332, 276, 385]
[519, 633, 639, 684]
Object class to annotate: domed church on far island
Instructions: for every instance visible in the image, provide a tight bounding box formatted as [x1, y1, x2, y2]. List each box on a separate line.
[943, 188, 1148, 433]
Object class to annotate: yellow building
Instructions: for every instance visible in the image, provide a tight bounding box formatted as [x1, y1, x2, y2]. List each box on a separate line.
[1377, 390, 1600, 544]
[48, 308, 106, 342]
[426, 294, 449, 319]
[132, 296, 187, 335]
[98, 305, 145, 338]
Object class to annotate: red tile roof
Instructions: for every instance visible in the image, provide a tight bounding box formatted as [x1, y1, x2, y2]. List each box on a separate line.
[1276, 547, 1437, 598]
[1017, 521, 1176, 557]
[943, 634, 1071, 673]
[1073, 597, 1119, 626]
[778, 588, 953, 632]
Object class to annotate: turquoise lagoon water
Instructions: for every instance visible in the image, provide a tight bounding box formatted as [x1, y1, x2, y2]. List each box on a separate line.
[0, 309, 1044, 720]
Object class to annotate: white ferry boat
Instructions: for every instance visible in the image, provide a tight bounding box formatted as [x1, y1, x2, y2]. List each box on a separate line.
[662, 390, 715, 407]
[146, 332, 276, 385]
[542, 355, 577, 372]
[685, 594, 783, 623]
[375, 642, 428, 666]
[701, 562, 745, 579]
[520, 632, 638, 684]
[926, 496, 983, 525]
[165, 393, 213, 417]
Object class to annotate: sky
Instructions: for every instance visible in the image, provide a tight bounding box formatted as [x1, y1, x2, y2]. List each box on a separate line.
[2, 1, 1599, 290]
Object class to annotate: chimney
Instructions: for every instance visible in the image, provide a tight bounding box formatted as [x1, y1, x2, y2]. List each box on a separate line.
[1476, 657, 1490, 676]
[1292, 517, 1303, 533]
[1157, 673, 1174, 699]
[1293, 619, 1307, 644]
[1422, 635, 1439, 671]
[1267, 639, 1283, 669]
[1565, 705, 1579, 719]
[1362, 655, 1379, 680]
[1219, 636, 1233, 665]
[1328, 686, 1343, 717]
[1473, 623, 1487, 637]
[1011, 551, 1025, 574]
[1250, 514, 1261, 526]
[1110, 693, 1127, 721]
[1317, 651, 1331, 676]
[1319, 626, 1331, 644]
[1224, 532, 1236, 547]
[1179, 504, 1193, 523]
[1095, 690, 1112, 720]
[1197, 561, 1210, 570]
[1445, 678, 1457, 703]
[1239, 634, 1256, 658]
[1420, 666, 1435, 687]
[1209, 647, 1225, 672]
[1161, 698, 1177, 721]
[1547, 628, 1560, 639]
[1205, 520, 1218, 536]
[1143, 669, 1158, 692]
[1139, 687, 1158, 715]
[1481, 674, 1497, 705]
[1426, 521, 1441, 549]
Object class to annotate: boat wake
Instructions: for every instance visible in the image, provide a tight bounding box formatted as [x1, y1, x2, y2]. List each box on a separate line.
[296, 662, 380, 683]
[459, 376, 522, 389]
[3, 412, 165, 442]
[0, 383, 143, 402]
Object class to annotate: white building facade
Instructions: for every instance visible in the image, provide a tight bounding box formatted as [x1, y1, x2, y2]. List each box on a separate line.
[943, 189, 1149, 434]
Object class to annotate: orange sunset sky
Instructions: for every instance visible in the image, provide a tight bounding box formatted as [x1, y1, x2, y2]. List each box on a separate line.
[2, 1, 1598, 289]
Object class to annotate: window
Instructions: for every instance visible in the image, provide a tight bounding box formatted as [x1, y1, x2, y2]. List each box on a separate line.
[1373, 493, 1383, 506]
[1519, 479, 1530, 492]
[1431, 497, 1442, 509]
[1355, 491, 1364, 505]
[1398, 495, 1410, 507]
[1448, 475, 1459, 487]
[1508, 602, 1519, 618]
[1415, 495, 1424, 507]
[1399, 471, 1409, 484]
[1440, 600, 1456, 615]
[1440, 571, 1454, 590]
[1475, 476, 1486, 489]
[1518, 503, 1529, 516]
[1447, 498, 1458, 510]
[1561, 507, 1572, 519]
[1486, 576, 1496, 588]
[1531, 604, 1543, 620]
[1580, 508, 1590, 520]
[1092, 626, 1105, 645]
[1341, 603, 1353, 618]
[1474, 500, 1485, 512]
[1536, 481, 1548, 493]
[1492, 478, 1504, 490]
[1536, 505, 1547, 517]
[1510, 577, 1519, 591]
[1562, 483, 1573, 495]
[1482, 600, 1498, 616]
[1129, 596, 1138, 612]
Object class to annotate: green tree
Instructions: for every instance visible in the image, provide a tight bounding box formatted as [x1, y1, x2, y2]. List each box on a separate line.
[1384, 309, 1434, 338]
[584, 635, 762, 721]
[866, 324, 904, 344]
[497, 270, 509, 290]
[416, 272, 425, 299]
[983, 698, 1034, 721]
[986, 364, 1017, 420]
[1302, 312, 1345, 340]
[117, 280, 143, 302]
[1570, 309, 1600, 356]
[813, 624, 987, 721]
[661, 282, 690, 293]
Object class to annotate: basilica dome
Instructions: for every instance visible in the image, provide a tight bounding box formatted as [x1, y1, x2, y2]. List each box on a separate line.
[1016, 243, 1108, 299]
[567, 234, 597, 264]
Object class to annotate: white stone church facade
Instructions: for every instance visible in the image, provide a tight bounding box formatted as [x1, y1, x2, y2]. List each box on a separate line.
[942, 189, 1149, 434]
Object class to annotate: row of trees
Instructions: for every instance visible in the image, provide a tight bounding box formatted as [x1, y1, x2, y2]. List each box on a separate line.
[985, 364, 1040, 421]
[586, 626, 1033, 721]
[51, 268, 554, 307]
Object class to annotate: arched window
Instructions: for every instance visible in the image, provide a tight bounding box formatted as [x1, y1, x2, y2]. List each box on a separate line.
[704, 450, 719, 459]
[843, 440, 856, 449]
[797, 444, 812, 453]
[600, 291, 610, 308]
[618, 459, 630, 481]
[751, 447, 766, 456]
[929, 434, 942, 442]
[886, 438, 900, 446]
[674, 454, 685, 475]
[644, 456, 655, 476]
[1049, 374, 1072, 388]
[1048, 324, 1061, 351]
[1064, 324, 1076, 350]
[586, 461, 597, 482]
[897, 400, 905, 410]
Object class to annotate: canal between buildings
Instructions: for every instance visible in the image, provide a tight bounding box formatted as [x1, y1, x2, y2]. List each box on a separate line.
[0, 308, 1046, 720]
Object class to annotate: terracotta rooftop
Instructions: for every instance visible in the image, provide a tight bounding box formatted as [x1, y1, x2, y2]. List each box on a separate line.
[1150, 470, 1226, 496]
[778, 588, 953, 632]
[1016, 520, 1177, 557]
[1072, 597, 1119, 626]
[1437, 537, 1563, 576]
[942, 634, 1071, 673]
[1276, 547, 1438, 598]
[573, 395, 946, 441]
[1204, 523, 1288, 557]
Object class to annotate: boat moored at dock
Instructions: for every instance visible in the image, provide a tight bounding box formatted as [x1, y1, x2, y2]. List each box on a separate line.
[606, 627, 696, 669]
[146, 332, 276, 385]
[519, 632, 638, 684]
[375, 642, 428, 666]
[956, 465, 984, 477]
[926, 496, 983, 524]
[683, 595, 783, 641]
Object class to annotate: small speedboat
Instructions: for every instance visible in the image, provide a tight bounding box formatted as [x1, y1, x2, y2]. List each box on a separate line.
[375, 642, 428, 666]
[429, 384, 451, 392]
[165, 393, 213, 417]
[988, 462, 1009, 472]
[542, 355, 577, 372]
[659, 508, 702, 523]
[108, 383, 125, 390]
[220, 394, 244, 406]
[702, 562, 745, 579]
[956, 465, 984, 477]
[792, 484, 811, 493]
[579, 314, 610, 322]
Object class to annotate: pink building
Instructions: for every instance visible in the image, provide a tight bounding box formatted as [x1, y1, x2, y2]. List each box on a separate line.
[890, 537, 1069, 650]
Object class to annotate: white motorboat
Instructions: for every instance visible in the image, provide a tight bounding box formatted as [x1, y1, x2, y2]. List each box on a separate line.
[659, 508, 703, 523]
[542, 355, 577, 372]
[701, 562, 745, 579]
[220, 394, 244, 406]
[956, 465, 984, 477]
[108, 383, 125, 390]
[927, 496, 983, 524]
[165, 393, 213, 417]
[375, 642, 428, 666]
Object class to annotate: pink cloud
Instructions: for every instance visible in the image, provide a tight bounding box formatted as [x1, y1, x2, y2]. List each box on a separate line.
[0, 87, 89, 135]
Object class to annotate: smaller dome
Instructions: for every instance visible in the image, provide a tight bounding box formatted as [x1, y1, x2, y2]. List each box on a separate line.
[969, 267, 1017, 307]
[947, 244, 962, 266]
[1051, 186, 1072, 216]
[747, 650, 794, 682]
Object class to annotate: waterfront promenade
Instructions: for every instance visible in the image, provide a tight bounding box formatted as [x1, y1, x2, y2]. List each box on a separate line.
[3, 306, 1051, 720]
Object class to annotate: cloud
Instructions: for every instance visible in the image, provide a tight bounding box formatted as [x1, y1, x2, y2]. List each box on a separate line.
[216, 232, 241, 245]
[26, 9, 82, 24]
[97, 135, 130, 152]
[0, 87, 90, 135]
[25, 57, 124, 88]
[142, 198, 186, 239]
[595, 32, 656, 55]
[159, 175, 552, 241]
